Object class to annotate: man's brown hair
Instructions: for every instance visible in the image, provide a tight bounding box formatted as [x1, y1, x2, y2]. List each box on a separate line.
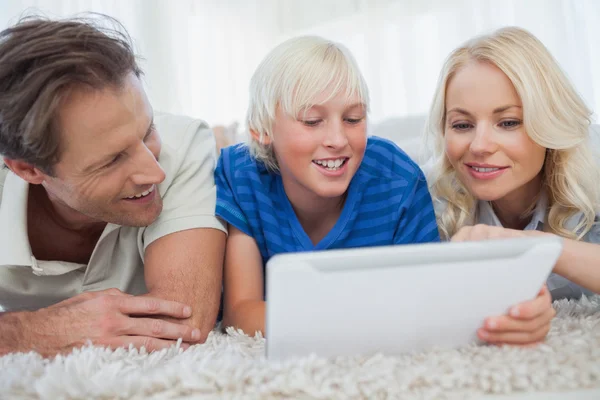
[0, 15, 142, 174]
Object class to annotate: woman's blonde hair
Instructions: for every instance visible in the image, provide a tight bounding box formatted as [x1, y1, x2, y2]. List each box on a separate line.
[246, 35, 369, 171]
[426, 26, 599, 240]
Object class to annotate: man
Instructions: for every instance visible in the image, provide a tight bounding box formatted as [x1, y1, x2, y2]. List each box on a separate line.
[0, 16, 226, 356]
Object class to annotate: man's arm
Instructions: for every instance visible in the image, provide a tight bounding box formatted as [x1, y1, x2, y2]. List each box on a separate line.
[0, 289, 200, 357]
[143, 227, 226, 342]
[139, 115, 228, 342]
[0, 311, 28, 355]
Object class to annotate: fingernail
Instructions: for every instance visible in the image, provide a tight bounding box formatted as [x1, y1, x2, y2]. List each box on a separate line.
[487, 319, 497, 329]
[479, 329, 489, 338]
[192, 329, 201, 340]
[183, 306, 192, 316]
[510, 307, 520, 317]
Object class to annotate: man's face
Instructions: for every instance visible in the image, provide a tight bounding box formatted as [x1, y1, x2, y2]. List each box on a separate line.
[41, 73, 166, 227]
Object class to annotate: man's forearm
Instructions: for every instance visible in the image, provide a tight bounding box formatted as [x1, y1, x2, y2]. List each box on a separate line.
[146, 281, 221, 342]
[144, 228, 227, 343]
[0, 311, 32, 356]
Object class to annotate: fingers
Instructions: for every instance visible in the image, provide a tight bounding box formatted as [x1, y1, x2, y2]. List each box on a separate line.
[481, 306, 555, 335]
[47, 288, 130, 309]
[507, 285, 553, 321]
[124, 317, 202, 342]
[451, 224, 527, 242]
[477, 321, 551, 345]
[105, 295, 192, 319]
[102, 336, 191, 353]
[479, 291, 556, 346]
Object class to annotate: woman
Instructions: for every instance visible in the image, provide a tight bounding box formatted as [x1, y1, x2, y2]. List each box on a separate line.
[425, 26, 599, 345]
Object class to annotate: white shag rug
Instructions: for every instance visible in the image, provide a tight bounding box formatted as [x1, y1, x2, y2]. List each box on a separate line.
[1, 296, 599, 400]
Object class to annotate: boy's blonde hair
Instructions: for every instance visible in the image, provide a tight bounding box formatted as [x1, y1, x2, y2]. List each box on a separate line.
[247, 35, 370, 171]
[425, 26, 599, 240]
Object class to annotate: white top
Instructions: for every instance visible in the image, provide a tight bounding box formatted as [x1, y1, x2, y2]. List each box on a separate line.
[0, 113, 226, 312]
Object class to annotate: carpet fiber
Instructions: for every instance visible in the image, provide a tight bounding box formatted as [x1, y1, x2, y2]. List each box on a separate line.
[1, 296, 599, 399]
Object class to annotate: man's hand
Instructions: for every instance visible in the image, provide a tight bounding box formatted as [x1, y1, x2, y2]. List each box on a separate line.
[477, 285, 555, 345]
[5, 288, 203, 357]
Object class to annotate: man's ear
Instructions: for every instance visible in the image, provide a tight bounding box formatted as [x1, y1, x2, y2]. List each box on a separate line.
[3, 158, 46, 184]
[250, 129, 272, 145]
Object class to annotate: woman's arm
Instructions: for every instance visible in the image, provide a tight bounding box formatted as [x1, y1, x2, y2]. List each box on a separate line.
[552, 239, 600, 294]
[221, 225, 267, 336]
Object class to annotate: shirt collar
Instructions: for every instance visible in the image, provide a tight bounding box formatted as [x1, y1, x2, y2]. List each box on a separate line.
[477, 191, 548, 231]
[0, 171, 35, 267]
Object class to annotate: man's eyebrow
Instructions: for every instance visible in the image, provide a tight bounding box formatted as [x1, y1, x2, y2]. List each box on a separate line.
[144, 113, 155, 137]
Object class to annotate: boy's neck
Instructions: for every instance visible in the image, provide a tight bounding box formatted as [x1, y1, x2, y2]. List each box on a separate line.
[288, 191, 347, 246]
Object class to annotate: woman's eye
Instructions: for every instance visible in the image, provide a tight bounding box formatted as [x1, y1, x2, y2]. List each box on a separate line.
[452, 122, 473, 131]
[499, 120, 522, 128]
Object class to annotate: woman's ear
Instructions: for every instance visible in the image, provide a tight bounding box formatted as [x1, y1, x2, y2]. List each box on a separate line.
[250, 129, 272, 145]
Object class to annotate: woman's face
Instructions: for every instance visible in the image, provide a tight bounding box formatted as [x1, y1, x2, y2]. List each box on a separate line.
[444, 61, 546, 204]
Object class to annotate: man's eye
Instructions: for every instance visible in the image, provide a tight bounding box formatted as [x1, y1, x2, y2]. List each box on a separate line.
[104, 153, 122, 168]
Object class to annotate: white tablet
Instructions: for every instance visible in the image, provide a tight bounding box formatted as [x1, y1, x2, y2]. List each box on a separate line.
[265, 236, 562, 361]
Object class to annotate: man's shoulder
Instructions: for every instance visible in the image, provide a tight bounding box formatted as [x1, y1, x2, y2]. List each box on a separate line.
[154, 112, 213, 151]
[0, 166, 8, 205]
[153, 112, 217, 191]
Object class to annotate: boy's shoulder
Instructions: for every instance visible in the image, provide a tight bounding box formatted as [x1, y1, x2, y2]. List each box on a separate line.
[218, 143, 268, 178]
[361, 136, 422, 181]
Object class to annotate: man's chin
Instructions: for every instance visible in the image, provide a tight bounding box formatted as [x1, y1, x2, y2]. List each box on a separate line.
[109, 202, 163, 227]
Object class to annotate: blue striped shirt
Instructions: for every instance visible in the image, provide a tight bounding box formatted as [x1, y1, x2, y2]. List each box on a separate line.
[215, 136, 440, 269]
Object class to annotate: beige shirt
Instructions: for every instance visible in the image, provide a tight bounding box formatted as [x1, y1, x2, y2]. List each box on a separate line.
[0, 113, 226, 312]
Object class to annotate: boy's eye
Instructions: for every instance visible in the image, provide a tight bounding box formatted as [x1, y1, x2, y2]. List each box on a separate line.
[302, 120, 322, 126]
[345, 117, 364, 124]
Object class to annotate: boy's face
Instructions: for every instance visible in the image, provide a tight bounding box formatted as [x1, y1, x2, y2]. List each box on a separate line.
[270, 91, 368, 207]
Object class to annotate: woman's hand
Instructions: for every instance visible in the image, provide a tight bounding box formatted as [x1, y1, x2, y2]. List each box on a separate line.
[477, 285, 555, 345]
[451, 224, 541, 242]
[451, 225, 555, 345]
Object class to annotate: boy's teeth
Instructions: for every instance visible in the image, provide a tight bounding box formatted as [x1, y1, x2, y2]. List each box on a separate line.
[314, 158, 345, 170]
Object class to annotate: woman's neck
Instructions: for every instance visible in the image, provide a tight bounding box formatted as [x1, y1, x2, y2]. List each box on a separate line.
[490, 175, 542, 230]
